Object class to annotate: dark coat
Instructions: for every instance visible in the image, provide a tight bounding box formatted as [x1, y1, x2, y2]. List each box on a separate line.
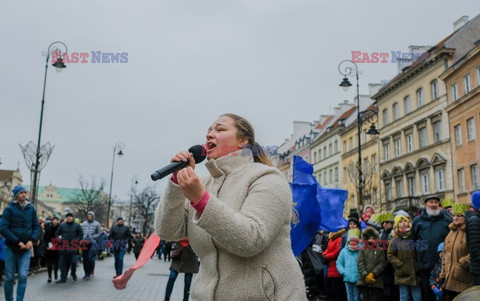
[55, 221, 83, 254]
[387, 236, 421, 286]
[0, 201, 40, 254]
[357, 227, 388, 289]
[132, 237, 145, 254]
[412, 208, 452, 270]
[170, 244, 199, 274]
[466, 210, 480, 275]
[108, 224, 132, 241]
[44, 222, 60, 256]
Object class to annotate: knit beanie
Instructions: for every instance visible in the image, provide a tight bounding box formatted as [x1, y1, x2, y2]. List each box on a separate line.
[472, 191, 480, 210]
[437, 242, 444, 253]
[12, 185, 26, 199]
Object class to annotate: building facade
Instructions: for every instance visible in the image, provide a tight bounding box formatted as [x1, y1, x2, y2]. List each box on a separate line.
[442, 43, 480, 203]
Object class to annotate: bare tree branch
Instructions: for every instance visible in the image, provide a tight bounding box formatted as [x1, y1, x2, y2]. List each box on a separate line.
[66, 176, 107, 222]
[133, 185, 160, 235]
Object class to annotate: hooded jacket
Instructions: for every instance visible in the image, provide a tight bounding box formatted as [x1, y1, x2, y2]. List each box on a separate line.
[412, 208, 452, 270]
[323, 228, 346, 278]
[81, 211, 102, 241]
[357, 227, 388, 289]
[155, 150, 306, 301]
[387, 225, 421, 286]
[440, 222, 473, 292]
[0, 200, 40, 253]
[466, 210, 480, 275]
[336, 244, 359, 283]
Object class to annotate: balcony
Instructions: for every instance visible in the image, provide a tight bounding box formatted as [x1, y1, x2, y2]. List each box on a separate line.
[387, 196, 422, 211]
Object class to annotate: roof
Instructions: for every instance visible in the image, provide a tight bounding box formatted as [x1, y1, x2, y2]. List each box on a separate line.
[24, 185, 90, 203]
[315, 115, 334, 129]
[317, 106, 357, 140]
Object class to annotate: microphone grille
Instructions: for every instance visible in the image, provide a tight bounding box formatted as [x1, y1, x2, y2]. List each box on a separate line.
[188, 145, 207, 163]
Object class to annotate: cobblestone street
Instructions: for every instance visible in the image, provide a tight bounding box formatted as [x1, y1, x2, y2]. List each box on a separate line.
[1, 253, 191, 301]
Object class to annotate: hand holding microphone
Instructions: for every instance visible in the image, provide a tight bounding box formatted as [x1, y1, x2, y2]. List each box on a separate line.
[151, 145, 207, 203]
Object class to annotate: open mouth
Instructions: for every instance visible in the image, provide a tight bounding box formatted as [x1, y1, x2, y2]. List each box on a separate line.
[206, 142, 217, 152]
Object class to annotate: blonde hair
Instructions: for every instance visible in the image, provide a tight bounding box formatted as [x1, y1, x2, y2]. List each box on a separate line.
[221, 113, 298, 223]
[220, 113, 273, 166]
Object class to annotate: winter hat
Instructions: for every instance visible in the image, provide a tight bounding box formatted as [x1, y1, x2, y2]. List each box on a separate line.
[394, 210, 410, 218]
[452, 203, 470, 216]
[87, 211, 96, 220]
[12, 185, 26, 199]
[424, 195, 440, 203]
[117, 217, 124, 222]
[347, 217, 361, 229]
[66, 213, 74, 218]
[347, 229, 361, 243]
[437, 242, 444, 253]
[472, 191, 480, 210]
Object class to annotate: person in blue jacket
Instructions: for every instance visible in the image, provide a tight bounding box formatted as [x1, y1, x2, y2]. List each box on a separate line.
[0, 185, 40, 301]
[0, 229, 5, 286]
[336, 229, 361, 301]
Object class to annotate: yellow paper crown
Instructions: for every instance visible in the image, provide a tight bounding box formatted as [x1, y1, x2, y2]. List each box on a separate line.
[382, 212, 394, 222]
[452, 203, 470, 215]
[441, 199, 455, 208]
[369, 213, 382, 224]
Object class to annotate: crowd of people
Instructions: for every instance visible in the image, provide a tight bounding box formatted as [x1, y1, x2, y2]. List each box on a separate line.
[299, 193, 480, 301]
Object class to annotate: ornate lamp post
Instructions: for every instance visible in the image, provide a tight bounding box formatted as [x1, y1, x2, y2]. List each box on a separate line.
[338, 60, 379, 210]
[106, 142, 124, 227]
[30, 41, 68, 208]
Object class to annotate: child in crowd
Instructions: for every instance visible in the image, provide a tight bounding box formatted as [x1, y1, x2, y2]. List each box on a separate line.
[336, 229, 361, 301]
[430, 243, 445, 301]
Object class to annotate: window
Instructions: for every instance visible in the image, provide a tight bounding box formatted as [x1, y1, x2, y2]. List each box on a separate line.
[419, 127, 427, 148]
[406, 134, 413, 152]
[408, 177, 415, 196]
[431, 80, 439, 99]
[384, 143, 390, 160]
[328, 143, 332, 156]
[323, 171, 327, 185]
[349, 137, 353, 150]
[404, 96, 411, 114]
[373, 188, 378, 207]
[318, 149, 322, 160]
[396, 179, 403, 198]
[417, 88, 424, 107]
[394, 139, 401, 157]
[455, 125, 462, 146]
[433, 121, 441, 142]
[343, 141, 347, 153]
[372, 154, 377, 173]
[464, 74, 471, 94]
[329, 169, 333, 183]
[458, 169, 465, 193]
[435, 169, 445, 191]
[393, 102, 399, 120]
[323, 146, 327, 159]
[313, 152, 317, 163]
[451, 83, 458, 101]
[385, 183, 392, 201]
[383, 109, 389, 126]
[421, 172, 430, 194]
[318, 173, 322, 184]
[334, 167, 338, 182]
[477, 66, 480, 86]
[472, 164, 479, 190]
[334, 140, 338, 153]
[467, 118, 476, 141]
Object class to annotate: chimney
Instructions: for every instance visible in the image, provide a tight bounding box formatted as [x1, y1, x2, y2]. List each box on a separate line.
[368, 83, 383, 96]
[453, 15, 469, 32]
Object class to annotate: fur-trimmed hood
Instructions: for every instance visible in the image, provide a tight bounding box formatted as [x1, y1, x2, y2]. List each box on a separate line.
[328, 228, 346, 240]
[361, 226, 380, 240]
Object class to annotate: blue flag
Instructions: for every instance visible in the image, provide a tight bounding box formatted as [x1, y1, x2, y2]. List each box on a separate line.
[290, 156, 348, 256]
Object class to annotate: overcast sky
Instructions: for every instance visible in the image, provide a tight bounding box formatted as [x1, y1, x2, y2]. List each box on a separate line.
[1, 0, 479, 202]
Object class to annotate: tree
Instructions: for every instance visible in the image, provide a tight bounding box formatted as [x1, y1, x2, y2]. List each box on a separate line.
[68, 177, 106, 222]
[133, 185, 160, 235]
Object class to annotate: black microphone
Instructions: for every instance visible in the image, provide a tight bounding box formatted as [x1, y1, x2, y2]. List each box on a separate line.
[150, 145, 207, 181]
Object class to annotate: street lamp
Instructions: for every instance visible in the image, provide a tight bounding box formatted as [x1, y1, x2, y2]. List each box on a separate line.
[338, 60, 379, 210]
[106, 141, 124, 227]
[31, 41, 68, 209]
[128, 176, 138, 226]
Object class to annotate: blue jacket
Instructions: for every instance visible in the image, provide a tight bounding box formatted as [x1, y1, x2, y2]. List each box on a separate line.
[336, 246, 359, 283]
[0, 201, 40, 252]
[0, 237, 6, 260]
[412, 208, 452, 270]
